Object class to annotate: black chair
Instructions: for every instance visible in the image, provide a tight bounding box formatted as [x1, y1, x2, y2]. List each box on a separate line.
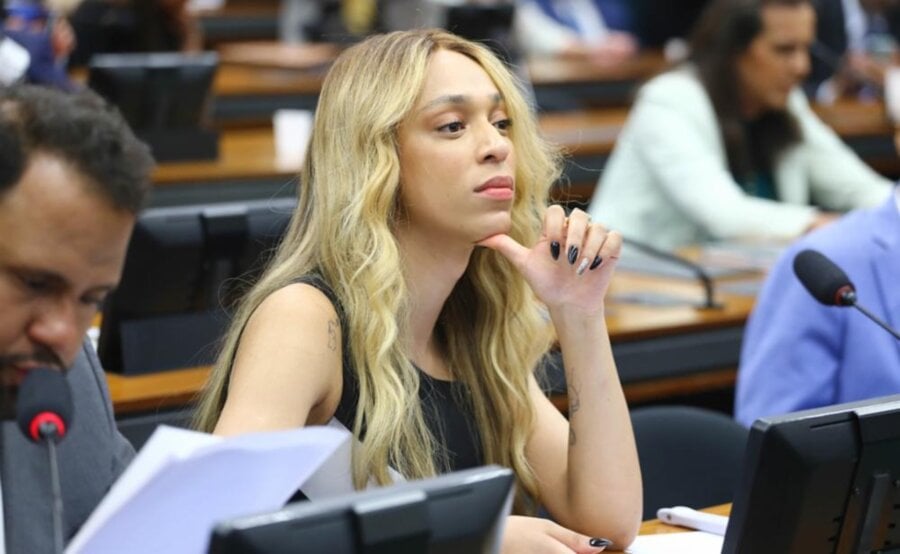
[630, 405, 748, 521]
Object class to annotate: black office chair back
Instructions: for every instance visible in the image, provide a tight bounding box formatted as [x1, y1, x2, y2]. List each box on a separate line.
[631, 405, 748, 521]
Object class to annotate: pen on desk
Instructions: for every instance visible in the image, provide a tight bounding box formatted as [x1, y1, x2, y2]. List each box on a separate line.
[656, 506, 729, 536]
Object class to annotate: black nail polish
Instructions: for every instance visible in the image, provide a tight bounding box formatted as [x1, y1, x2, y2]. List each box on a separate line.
[567, 245, 579, 265]
[589, 256, 603, 270]
[590, 538, 612, 548]
[550, 241, 560, 260]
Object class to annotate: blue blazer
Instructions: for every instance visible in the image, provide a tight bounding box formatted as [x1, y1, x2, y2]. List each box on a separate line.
[531, 0, 633, 33]
[735, 193, 900, 426]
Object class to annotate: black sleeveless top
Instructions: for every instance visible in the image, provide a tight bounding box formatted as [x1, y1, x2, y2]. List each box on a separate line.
[296, 274, 484, 472]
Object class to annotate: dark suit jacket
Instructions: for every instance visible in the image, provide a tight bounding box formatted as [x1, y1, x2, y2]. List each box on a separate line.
[1, 340, 134, 553]
[808, 0, 900, 93]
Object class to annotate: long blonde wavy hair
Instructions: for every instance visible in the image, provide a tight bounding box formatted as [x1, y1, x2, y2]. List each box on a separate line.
[193, 29, 562, 513]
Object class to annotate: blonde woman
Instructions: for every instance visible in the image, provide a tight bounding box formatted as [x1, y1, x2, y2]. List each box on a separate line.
[194, 29, 641, 553]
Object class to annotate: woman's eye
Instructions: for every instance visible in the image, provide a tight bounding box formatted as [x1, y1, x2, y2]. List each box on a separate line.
[494, 118, 512, 132]
[438, 121, 465, 133]
[82, 294, 108, 309]
[21, 275, 50, 293]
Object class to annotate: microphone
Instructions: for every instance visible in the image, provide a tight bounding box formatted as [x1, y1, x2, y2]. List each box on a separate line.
[16, 368, 73, 554]
[622, 237, 722, 309]
[793, 249, 900, 340]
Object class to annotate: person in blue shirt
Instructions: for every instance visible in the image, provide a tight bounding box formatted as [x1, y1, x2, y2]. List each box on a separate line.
[515, 0, 638, 63]
[2, 0, 77, 90]
[735, 185, 900, 426]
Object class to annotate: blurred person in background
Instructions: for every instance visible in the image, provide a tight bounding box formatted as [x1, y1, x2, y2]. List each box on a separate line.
[807, 0, 900, 103]
[1, 0, 78, 89]
[66, 0, 201, 67]
[514, 0, 638, 64]
[589, 0, 892, 250]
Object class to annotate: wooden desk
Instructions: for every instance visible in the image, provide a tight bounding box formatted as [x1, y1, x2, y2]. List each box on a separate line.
[149, 115, 620, 205]
[149, 127, 301, 206]
[107, 269, 758, 416]
[528, 51, 669, 109]
[155, 100, 898, 206]
[213, 64, 326, 124]
[107, 367, 209, 414]
[209, 48, 666, 124]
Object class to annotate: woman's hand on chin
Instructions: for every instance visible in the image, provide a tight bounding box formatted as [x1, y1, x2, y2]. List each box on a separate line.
[477, 206, 621, 317]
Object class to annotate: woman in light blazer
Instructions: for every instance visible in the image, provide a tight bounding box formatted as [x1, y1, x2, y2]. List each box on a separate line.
[589, 0, 892, 250]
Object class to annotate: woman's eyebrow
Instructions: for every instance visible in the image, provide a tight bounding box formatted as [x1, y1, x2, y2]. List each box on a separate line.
[417, 93, 504, 114]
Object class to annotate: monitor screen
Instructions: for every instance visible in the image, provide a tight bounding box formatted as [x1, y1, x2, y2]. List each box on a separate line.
[722, 394, 900, 553]
[207, 465, 514, 554]
[98, 196, 296, 374]
[87, 51, 219, 161]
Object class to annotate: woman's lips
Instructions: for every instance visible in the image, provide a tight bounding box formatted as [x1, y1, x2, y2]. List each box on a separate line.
[475, 176, 514, 200]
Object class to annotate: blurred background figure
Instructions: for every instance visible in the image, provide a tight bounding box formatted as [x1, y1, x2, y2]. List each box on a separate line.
[66, 0, 202, 67]
[1, 0, 78, 89]
[808, 0, 900, 103]
[589, 0, 893, 250]
[279, 0, 443, 44]
[629, 0, 711, 49]
[734, 183, 899, 426]
[514, 0, 638, 63]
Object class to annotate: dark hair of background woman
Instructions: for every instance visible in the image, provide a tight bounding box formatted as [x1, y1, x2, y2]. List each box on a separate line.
[689, 0, 809, 186]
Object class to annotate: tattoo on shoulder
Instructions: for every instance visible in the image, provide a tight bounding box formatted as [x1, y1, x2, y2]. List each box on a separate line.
[568, 427, 577, 447]
[327, 318, 338, 352]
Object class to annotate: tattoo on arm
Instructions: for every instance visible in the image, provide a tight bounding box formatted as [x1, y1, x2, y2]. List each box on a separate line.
[568, 383, 581, 415]
[327, 319, 338, 352]
[568, 383, 580, 447]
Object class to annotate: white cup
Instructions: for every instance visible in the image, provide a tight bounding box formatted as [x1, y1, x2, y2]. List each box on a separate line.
[273, 109, 314, 169]
[884, 66, 900, 123]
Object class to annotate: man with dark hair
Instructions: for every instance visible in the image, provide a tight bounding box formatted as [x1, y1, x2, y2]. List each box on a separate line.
[0, 84, 154, 552]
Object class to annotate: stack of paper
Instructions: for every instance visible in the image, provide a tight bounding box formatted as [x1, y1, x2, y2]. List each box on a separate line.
[66, 425, 349, 554]
[627, 531, 724, 554]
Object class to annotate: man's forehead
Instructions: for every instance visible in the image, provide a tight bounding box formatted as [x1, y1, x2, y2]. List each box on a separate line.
[0, 153, 135, 268]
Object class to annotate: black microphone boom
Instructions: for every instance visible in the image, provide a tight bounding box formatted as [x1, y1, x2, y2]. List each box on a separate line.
[15, 368, 73, 554]
[622, 237, 722, 309]
[793, 249, 900, 341]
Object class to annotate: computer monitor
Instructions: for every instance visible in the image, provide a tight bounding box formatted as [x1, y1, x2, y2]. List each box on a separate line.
[98, 196, 296, 374]
[207, 465, 515, 554]
[87, 51, 219, 162]
[722, 394, 900, 553]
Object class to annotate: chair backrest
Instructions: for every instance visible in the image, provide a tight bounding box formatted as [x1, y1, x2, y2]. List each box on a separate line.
[630, 405, 748, 521]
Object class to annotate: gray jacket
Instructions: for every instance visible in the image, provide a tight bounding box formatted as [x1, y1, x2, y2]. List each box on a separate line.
[2, 340, 134, 553]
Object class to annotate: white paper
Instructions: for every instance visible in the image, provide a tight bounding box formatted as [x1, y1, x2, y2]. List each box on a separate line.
[273, 109, 313, 169]
[301, 418, 406, 499]
[66, 425, 350, 554]
[627, 531, 724, 554]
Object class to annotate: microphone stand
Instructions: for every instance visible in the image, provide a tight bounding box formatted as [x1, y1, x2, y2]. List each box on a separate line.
[840, 290, 900, 341]
[38, 422, 65, 554]
[622, 237, 722, 309]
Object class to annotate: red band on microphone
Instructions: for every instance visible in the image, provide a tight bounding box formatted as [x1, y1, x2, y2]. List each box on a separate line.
[28, 412, 67, 441]
[834, 285, 855, 306]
